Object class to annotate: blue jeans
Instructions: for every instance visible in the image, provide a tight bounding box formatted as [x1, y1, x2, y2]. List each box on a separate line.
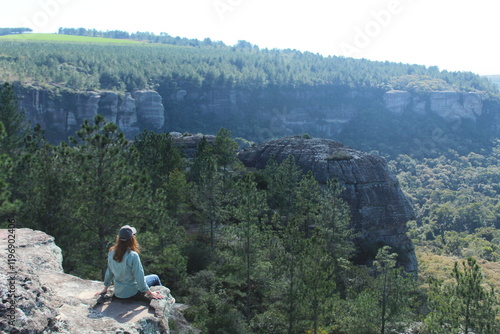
[145, 274, 162, 287]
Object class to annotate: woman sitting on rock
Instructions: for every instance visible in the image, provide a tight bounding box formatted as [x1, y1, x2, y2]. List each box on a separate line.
[96, 225, 164, 300]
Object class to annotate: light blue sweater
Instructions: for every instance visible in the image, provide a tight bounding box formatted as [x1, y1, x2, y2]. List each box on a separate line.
[104, 250, 148, 298]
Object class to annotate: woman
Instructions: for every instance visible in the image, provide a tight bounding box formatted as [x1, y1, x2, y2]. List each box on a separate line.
[96, 225, 164, 300]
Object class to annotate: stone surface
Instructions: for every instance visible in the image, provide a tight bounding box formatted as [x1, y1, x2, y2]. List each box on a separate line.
[170, 132, 216, 158]
[462, 92, 483, 117]
[118, 92, 140, 137]
[98, 91, 119, 124]
[14, 85, 497, 145]
[16, 87, 161, 140]
[76, 91, 101, 124]
[383, 90, 411, 114]
[0, 228, 179, 334]
[133, 90, 165, 130]
[238, 136, 418, 272]
[429, 91, 483, 120]
[383, 89, 485, 121]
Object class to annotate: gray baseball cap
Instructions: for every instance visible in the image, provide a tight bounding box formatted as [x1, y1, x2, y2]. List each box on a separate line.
[118, 225, 137, 241]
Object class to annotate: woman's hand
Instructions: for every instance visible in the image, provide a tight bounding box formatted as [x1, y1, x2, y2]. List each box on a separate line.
[146, 290, 164, 299]
[95, 287, 108, 296]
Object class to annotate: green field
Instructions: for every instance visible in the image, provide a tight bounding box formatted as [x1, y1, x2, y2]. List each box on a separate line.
[0, 33, 141, 44]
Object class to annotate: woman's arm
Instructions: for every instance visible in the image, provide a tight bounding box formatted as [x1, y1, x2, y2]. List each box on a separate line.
[130, 252, 164, 299]
[96, 254, 113, 296]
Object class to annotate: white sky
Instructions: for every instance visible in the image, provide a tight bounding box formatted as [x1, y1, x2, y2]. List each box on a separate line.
[2, 0, 499, 75]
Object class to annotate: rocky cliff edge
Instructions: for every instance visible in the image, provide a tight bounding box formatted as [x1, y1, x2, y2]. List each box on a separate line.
[0, 228, 186, 334]
[238, 137, 418, 272]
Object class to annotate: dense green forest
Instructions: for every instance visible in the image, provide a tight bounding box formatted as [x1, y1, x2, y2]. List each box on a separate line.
[0, 27, 32, 36]
[1, 28, 500, 333]
[0, 30, 498, 94]
[1, 80, 499, 333]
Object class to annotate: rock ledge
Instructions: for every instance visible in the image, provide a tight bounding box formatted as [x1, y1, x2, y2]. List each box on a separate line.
[0, 228, 176, 334]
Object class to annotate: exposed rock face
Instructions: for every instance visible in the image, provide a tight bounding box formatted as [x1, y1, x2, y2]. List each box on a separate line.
[16, 87, 163, 140]
[383, 89, 484, 120]
[238, 137, 418, 272]
[118, 92, 140, 137]
[170, 132, 216, 158]
[133, 90, 165, 130]
[187, 86, 367, 140]
[14, 85, 498, 147]
[97, 91, 119, 124]
[430, 91, 482, 120]
[0, 228, 178, 334]
[383, 90, 411, 114]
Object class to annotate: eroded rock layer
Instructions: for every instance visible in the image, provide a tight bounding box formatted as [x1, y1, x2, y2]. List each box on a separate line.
[238, 137, 418, 272]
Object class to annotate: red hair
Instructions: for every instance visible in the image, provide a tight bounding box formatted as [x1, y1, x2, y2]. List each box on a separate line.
[109, 235, 140, 262]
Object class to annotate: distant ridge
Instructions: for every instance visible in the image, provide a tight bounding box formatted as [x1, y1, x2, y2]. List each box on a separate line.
[484, 74, 500, 89]
[0, 27, 32, 36]
[1, 31, 497, 94]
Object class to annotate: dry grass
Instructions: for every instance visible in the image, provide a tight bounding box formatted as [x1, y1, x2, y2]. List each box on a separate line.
[416, 245, 500, 320]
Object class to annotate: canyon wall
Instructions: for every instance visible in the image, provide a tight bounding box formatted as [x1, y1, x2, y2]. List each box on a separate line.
[14, 85, 499, 153]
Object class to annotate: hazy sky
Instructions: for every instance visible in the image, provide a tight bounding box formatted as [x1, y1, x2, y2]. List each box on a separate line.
[2, 0, 499, 75]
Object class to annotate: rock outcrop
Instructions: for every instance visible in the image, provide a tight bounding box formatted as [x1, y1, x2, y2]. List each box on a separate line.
[238, 137, 418, 272]
[383, 89, 484, 120]
[133, 90, 165, 131]
[16, 87, 164, 140]
[0, 228, 179, 334]
[170, 132, 216, 158]
[14, 85, 499, 154]
[383, 90, 412, 115]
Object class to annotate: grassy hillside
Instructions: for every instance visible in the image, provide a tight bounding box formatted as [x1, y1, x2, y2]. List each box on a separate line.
[417, 246, 500, 292]
[0, 33, 140, 44]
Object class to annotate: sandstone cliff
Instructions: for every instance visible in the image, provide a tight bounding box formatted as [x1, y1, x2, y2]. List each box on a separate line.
[383, 89, 484, 120]
[16, 86, 165, 141]
[15, 85, 499, 148]
[0, 228, 184, 334]
[238, 136, 418, 272]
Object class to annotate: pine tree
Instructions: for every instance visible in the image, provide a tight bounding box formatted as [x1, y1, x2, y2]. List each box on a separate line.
[0, 82, 28, 156]
[317, 178, 355, 296]
[232, 172, 269, 321]
[134, 130, 182, 189]
[374, 246, 398, 334]
[373, 246, 417, 334]
[62, 115, 151, 279]
[192, 155, 225, 253]
[294, 171, 322, 237]
[189, 136, 212, 182]
[300, 229, 337, 334]
[263, 155, 305, 334]
[275, 216, 307, 334]
[425, 257, 498, 333]
[300, 177, 355, 333]
[162, 168, 191, 221]
[212, 128, 241, 175]
[0, 122, 20, 222]
[14, 125, 69, 235]
[264, 155, 302, 222]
